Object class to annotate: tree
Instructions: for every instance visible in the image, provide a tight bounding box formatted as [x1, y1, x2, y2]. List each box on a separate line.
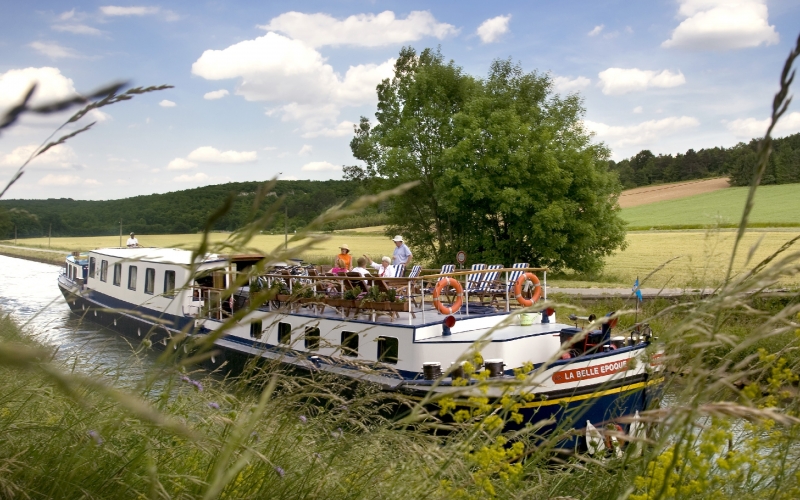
[348, 48, 626, 273]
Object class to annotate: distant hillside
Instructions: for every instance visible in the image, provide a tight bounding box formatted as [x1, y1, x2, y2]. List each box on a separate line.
[0, 180, 386, 238]
[620, 183, 800, 229]
[609, 132, 800, 189]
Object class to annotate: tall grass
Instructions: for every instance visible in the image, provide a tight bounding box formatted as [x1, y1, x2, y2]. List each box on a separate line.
[1, 34, 800, 500]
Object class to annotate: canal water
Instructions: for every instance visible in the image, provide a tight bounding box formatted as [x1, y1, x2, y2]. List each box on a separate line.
[0, 254, 161, 385]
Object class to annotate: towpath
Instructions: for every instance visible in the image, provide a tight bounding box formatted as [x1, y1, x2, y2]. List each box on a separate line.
[0, 243, 66, 254]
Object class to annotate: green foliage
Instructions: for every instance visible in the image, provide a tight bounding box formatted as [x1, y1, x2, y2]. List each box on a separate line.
[609, 132, 800, 189]
[348, 47, 626, 273]
[343, 285, 362, 300]
[0, 179, 374, 238]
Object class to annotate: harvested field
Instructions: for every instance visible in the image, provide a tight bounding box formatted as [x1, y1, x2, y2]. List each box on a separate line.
[619, 177, 730, 208]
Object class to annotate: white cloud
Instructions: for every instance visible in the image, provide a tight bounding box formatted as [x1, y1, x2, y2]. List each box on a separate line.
[84, 178, 101, 186]
[59, 9, 75, 20]
[298, 144, 313, 156]
[100, 6, 159, 16]
[597, 68, 686, 95]
[263, 146, 277, 151]
[302, 120, 355, 138]
[588, 25, 604, 36]
[186, 146, 257, 163]
[552, 75, 591, 92]
[663, 0, 778, 50]
[301, 161, 340, 171]
[166, 158, 196, 170]
[0, 144, 77, 168]
[282, 175, 299, 181]
[725, 112, 800, 139]
[476, 15, 511, 43]
[29, 41, 80, 59]
[585, 116, 700, 148]
[159, 99, 176, 107]
[192, 32, 395, 132]
[0, 67, 77, 110]
[259, 10, 457, 48]
[38, 174, 81, 186]
[52, 24, 103, 36]
[203, 89, 229, 100]
[633, 106, 643, 114]
[173, 172, 209, 182]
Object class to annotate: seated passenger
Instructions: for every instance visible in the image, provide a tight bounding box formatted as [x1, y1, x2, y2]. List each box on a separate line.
[336, 244, 352, 270]
[365, 255, 395, 278]
[330, 258, 348, 275]
[351, 257, 372, 277]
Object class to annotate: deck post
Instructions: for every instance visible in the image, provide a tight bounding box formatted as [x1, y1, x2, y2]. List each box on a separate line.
[505, 270, 510, 313]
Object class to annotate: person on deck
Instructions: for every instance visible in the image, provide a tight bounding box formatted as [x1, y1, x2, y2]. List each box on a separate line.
[330, 258, 348, 275]
[391, 235, 412, 266]
[126, 232, 139, 248]
[336, 244, 352, 270]
[351, 257, 372, 277]
[365, 255, 395, 278]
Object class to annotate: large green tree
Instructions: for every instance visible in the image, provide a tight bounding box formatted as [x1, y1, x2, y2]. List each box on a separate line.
[348, 48, 626, 273]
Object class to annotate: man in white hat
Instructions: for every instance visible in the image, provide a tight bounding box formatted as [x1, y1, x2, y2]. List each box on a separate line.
[126, 232, 139, 248]
[392, 235, 412, 266]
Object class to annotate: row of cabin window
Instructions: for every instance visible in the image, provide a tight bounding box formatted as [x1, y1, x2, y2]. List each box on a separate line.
[89, 257, 176, 296]
[249, 321, 399, 364]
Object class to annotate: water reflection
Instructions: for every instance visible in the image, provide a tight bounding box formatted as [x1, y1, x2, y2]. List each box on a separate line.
[0, 255, 162, 386]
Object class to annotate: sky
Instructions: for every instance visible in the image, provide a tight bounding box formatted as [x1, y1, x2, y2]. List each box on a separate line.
[0, 0, 799, 200]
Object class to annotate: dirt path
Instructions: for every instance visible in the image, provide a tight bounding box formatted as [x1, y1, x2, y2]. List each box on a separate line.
[619, 178, 730, 208]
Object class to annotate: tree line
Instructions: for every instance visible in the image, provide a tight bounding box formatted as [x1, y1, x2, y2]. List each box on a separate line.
[0, 180, 382, 239]
[609, 132, 800, 189]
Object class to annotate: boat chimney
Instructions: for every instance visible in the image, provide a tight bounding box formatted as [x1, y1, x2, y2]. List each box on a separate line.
[422, 362, 442, 380]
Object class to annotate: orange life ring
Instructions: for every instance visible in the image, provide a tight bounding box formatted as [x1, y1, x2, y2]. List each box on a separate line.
[514, 272, 541, 307]
[433, 277, 463, 315]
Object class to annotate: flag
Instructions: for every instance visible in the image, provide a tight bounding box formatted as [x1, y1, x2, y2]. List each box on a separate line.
[633, 277, 643, 302]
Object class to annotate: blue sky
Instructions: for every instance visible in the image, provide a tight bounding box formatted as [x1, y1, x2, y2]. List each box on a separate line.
[1, 0, 798, 200]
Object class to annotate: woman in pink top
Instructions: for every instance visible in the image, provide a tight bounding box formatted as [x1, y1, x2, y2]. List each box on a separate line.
[330, 258, 348, 275]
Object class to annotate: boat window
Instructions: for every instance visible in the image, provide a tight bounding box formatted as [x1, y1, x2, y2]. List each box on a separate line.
[100, 260, 108, 282]
[341, 331, 358, 357]
[278, 322, 291, 344]
[113, 263, 122, 286]
[144, 268, 155, 294]
[163, 270, 176, 297]
[250, 320, 263, 339]
[377, 337, 399, 364]
[89, 258, 96, 279]
[305, 327, 320, 350]
[128, 266, 138, 291]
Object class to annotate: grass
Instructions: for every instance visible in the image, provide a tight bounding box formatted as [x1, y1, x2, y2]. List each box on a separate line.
[621, 183, 800, 229]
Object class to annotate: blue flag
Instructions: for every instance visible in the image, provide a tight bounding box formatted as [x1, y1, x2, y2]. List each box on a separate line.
[633, 277, 643, 302]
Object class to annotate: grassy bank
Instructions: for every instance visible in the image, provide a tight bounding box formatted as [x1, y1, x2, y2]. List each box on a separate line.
[621, 183, 800, 228]
[0, 245, 64, 265]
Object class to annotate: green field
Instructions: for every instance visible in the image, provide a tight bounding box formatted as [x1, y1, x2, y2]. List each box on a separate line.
[621, 183, 800, 229]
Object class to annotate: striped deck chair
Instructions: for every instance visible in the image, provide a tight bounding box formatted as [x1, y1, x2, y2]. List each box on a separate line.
[465, 264, 487, 293]
[395, 264, 423, 307]
[473, 265, 503, 304]
[486, 263, 531, 305]
[423, 264, 455, 294]
[507, 263, 529, 290]
[393, 264, 405, 279]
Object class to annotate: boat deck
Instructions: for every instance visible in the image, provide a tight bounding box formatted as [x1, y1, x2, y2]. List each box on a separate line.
[255, 301, 526, 329]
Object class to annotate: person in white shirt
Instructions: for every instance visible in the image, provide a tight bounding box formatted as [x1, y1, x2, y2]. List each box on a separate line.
[126, 232, 139, 247]
[365, 255, 395, 278]
[392, 235, 412, 266]
[351, 257, 372, 277]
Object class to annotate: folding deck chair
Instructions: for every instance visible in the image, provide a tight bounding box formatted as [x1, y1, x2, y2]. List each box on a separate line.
[472, 265, 503, 304]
